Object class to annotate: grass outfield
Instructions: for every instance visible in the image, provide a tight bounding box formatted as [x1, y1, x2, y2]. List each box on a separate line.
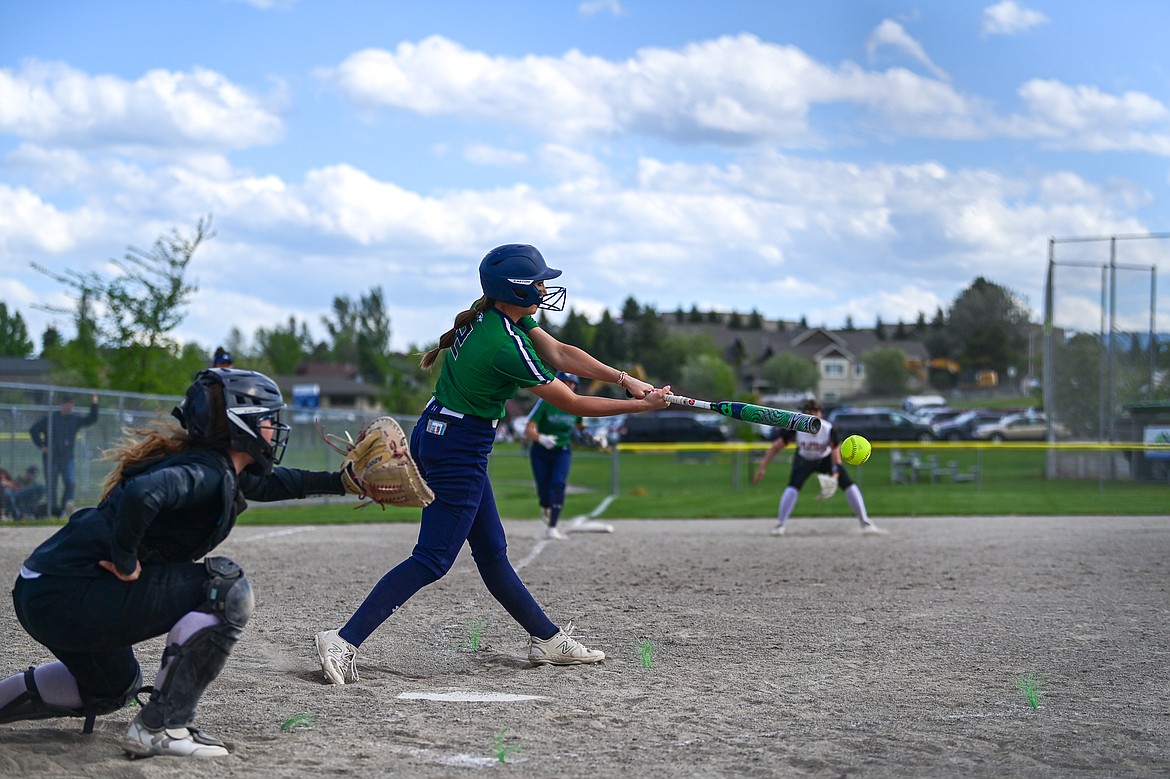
[238, 442, 1168, 525]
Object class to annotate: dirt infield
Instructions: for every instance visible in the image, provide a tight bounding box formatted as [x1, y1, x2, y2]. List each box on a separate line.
[2, 514, 1168, 778]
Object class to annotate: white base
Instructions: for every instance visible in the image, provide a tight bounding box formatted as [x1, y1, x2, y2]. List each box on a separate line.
[566, 516, 615, 534]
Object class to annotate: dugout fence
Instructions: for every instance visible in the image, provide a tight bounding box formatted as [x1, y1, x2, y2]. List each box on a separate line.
[0, 381, 420, 516]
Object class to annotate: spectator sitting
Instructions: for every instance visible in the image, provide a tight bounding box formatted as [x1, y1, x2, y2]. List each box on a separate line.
[1, 466, 46, 521]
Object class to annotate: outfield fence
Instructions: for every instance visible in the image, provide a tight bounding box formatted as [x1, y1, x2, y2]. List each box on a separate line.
[2, 381, 1166, 519]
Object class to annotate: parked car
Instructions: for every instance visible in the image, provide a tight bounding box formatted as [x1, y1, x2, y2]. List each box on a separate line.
[827, 408, 936, 442]
[615, 411, 731, 443]
[971, 412, 1070, 442]
[932, 409, 1014, 441]
[583, 414, 627, 446]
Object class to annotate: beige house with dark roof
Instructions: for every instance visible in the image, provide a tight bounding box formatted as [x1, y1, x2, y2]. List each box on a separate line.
[662, 318, 930, 403]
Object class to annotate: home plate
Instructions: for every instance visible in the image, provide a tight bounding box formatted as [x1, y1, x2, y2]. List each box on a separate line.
[397, 690, 547, 702]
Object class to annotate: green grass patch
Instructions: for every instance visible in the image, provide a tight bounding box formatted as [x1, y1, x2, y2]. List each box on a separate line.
[219, 442, 1170, 526]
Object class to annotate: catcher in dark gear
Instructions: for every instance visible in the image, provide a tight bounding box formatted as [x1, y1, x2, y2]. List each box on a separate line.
[0, 368, 350, 758]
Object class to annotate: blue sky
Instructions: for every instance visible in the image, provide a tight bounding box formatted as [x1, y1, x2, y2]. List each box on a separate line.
[2, 0, 1168, 355]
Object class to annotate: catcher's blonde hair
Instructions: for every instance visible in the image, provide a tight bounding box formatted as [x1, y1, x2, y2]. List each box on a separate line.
[99, 385, 229, 499]
[99, 423, 191, 500]
[420, 296, 494, 370]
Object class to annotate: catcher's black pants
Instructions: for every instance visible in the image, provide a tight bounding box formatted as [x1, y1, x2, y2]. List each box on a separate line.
[12, 562, 208, 701]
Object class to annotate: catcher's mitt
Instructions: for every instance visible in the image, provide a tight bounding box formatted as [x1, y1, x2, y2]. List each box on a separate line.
[318, 417, 434, 509]
[815, 473, 839, 501]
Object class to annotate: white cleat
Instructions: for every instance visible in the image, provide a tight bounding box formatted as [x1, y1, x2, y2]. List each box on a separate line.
[316, 629, 360, 685]
[123, 713, 229, 758]
[769, 524, 786, 536]
[545, 526, 568, 540]
[529, 627, 605, 666]
[860, 523, 887, 535]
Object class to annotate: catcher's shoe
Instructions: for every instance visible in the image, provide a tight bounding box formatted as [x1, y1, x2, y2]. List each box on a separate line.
[545, 526, 568, 541]
[860, 522, 887, 535]
[529, 626, 605, 666]
[769, 523, 786, 536]
[316, 629, 360, 685]
[123, 712, 229, 758]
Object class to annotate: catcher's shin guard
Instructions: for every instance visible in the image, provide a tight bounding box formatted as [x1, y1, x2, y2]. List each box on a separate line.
[0, 664, 142, 734]
[140, 557, 254, 730]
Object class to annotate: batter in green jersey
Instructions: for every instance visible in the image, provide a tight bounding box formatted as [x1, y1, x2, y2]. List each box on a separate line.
[316, 244, 671, 685]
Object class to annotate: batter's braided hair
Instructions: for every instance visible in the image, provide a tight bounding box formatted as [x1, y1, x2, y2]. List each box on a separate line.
[420, 296, 494, 370]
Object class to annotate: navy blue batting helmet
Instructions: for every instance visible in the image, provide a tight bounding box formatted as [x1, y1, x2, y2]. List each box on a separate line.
[478, 244, 566, 310]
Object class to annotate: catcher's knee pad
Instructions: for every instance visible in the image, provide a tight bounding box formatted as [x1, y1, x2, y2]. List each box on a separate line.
[201, 555, 254, 630]
[0, 664, 141, 735]
[142, 616, 243, 730]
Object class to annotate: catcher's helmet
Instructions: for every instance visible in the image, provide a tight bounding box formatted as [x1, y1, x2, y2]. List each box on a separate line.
[479, 244, 566, 310]
[555, 371, 580, 385]
[173, 368, 290, 475]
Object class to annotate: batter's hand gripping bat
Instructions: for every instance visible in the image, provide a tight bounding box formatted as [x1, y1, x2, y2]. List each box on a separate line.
[662, 393, 821, 433]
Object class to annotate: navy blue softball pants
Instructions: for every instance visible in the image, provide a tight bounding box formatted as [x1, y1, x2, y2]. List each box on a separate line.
[339, 401, 559, 646]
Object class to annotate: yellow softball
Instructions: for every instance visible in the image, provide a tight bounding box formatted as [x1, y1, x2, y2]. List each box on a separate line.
[840, 435, 872, 465]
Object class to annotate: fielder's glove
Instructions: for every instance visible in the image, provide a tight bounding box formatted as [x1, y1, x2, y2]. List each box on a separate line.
[537, 434, 558, 450]
[318, 417, 434, 509]
[815, 473, 839, 501]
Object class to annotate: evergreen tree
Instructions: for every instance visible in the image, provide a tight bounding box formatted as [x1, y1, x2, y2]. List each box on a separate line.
[592, 310, 627, 366]
[0, 302, 34, 356]
[558, 308, 594, 349]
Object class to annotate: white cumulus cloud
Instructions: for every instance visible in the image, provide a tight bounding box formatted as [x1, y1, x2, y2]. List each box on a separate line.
[982, 1, 1050, 36]
[0, 60, 283, 151]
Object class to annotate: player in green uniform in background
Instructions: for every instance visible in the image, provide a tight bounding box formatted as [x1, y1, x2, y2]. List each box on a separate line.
[525, 371, 585, 540]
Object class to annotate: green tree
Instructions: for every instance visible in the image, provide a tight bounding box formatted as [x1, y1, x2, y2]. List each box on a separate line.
[256, 316, 316, 374]
[35, 217, 209, 392]
[747, 309, 763, 330]
[760, 353, 818, 394]
[1051, 333, 1103, 437]
[620, 296, 641, 322]
[0, 302, 34, 356]
[679, 353, 737, 400]
[843, 315, 855, 331]
[948, 277, 1030, 376]
[687, 304, 703, 324]
[557, 308, 594, 350]
[629, 306, 672, 382]
[864, 347, 910, 395]
[323, 287, 393, 384]
[592, 310, 627, 367]
[875, 316, 886, 340]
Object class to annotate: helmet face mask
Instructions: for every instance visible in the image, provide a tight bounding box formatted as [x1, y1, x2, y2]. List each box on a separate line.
[174, 369, 289, 475]
[479, 244, 567, 311]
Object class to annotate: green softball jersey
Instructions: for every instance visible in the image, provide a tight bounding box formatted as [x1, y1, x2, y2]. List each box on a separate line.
[432, 308, 554, 419]
[526, 398, 582, 447]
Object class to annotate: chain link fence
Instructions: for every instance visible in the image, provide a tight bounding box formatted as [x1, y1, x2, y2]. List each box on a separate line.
[0, 381, 422, 517]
